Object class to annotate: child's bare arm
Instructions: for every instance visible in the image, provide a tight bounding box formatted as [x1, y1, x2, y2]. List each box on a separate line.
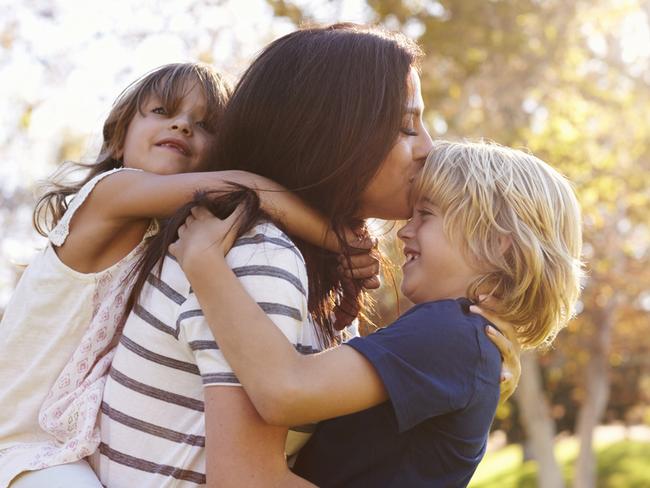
[170, 206, 389, 426]
[89, 169, 341, 251]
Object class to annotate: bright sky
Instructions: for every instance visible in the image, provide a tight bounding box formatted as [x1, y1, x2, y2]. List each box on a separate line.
[0, 0, 372, 307]
[0, 0, 648, 308]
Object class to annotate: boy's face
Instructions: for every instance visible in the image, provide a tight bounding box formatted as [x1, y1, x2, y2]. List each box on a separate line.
[398, 199, 480, 304]
[120, 82, 213, 175]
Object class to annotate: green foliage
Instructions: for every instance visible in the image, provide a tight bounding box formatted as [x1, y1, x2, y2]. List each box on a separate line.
[268, 0, 650, 439]
[469, 440, 650, 487]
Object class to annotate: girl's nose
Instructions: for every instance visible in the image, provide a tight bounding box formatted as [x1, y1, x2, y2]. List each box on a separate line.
[171, 115, 192, 135]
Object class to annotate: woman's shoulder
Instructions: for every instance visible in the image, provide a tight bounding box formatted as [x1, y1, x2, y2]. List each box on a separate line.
[230, 220, 306, 266]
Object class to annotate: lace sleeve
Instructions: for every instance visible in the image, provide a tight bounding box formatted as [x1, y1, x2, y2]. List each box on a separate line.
[49, 167, 143, 246]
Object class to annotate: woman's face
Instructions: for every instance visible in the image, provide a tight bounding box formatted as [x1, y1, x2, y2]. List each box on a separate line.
[357, 69, 433, 220]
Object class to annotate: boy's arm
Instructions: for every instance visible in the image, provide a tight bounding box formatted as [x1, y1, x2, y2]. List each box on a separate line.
[172, 207, 388, 427]
[194, 258, 388, 427]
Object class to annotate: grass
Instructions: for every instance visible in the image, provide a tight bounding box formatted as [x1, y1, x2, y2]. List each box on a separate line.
[468, 439, 650, 487]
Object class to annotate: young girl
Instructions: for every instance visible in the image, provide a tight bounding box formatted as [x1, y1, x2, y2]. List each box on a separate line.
[170, 140, 583, 487]
[0, 62, 356, 487]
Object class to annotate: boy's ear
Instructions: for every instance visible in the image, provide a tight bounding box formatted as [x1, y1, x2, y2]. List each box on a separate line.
[499, 234, 513, 255]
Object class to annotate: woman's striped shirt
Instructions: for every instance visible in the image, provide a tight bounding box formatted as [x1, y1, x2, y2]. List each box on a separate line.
[93, 222, 321, 487]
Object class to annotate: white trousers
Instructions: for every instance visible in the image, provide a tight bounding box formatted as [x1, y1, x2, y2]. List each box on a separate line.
[10, 460, 102, 488]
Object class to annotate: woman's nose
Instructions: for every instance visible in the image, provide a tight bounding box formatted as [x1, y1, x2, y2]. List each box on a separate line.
[415, 126, 434, 164]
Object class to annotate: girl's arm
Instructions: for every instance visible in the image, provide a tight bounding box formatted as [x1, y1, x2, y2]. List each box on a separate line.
[90, 169, 343, 252]
[172, 206, 389, 426]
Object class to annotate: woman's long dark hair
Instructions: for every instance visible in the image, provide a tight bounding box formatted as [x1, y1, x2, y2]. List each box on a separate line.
[123, 186, 265, 328]
[128, 23, 422, 347]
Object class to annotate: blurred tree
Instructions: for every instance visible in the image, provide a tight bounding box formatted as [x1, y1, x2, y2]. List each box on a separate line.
[267, 1, 650, 486]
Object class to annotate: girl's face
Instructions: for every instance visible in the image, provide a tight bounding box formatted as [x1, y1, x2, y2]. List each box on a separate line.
[120, 82, 213, 175]
[397, 199, 480, 304]
[356, 69, 434, 220]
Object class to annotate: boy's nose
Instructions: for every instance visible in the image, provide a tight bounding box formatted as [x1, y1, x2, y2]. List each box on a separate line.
[397, 221, 414, 241]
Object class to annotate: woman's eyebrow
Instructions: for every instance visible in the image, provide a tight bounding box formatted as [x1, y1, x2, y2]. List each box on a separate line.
[403, 106, 422, 116]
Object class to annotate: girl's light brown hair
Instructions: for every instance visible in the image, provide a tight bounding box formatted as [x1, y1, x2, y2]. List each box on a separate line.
[414, 140, 583, 348]
[33, 62, 231, 236]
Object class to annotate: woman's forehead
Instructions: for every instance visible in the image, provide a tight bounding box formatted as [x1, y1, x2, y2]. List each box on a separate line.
[405, 68, 424, 113]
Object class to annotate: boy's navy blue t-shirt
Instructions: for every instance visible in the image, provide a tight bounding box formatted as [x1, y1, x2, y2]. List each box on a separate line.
[292, 298, 501, 488]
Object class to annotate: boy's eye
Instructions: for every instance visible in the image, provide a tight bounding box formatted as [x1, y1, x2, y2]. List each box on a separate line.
[152, 106, 168, 115]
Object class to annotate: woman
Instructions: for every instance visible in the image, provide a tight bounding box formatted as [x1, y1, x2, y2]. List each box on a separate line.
[95, 23, 519, 487]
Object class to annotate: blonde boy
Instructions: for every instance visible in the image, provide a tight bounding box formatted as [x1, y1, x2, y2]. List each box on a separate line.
[408, 139, 583, 348]
[168, 139, 584, 487]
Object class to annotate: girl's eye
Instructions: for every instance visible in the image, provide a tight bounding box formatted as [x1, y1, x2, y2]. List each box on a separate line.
[401, 128, 418, 136]
[152, 106, 168, 115]
[196, 120, 208, 130]
[417, 208, 434, 217]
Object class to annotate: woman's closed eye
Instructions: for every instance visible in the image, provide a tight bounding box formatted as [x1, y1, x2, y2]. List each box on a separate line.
[400, 113, 419, 136]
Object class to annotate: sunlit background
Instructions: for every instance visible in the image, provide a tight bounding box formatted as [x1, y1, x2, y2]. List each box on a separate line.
[1, 1, 649, 486]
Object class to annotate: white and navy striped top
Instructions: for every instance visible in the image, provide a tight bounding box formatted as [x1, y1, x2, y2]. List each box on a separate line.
[92, 222, 322, 487]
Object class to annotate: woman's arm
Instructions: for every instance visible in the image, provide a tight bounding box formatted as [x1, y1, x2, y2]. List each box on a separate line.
[204, 386, 315, 487]
[471, 304, 522, 403]
[171, 206, 388, 426]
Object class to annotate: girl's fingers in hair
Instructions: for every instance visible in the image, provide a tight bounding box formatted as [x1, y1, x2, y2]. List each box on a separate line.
[342, 229, 377, 252]
[362, 276, 381, 290]
[338, 252, 378, 271]
[339, 262, 380, 280]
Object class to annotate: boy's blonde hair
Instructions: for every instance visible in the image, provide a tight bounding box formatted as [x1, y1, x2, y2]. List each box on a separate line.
[414, 140, 583, 348]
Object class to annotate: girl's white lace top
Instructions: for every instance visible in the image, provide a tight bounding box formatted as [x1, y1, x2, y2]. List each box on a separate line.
[0, 167, 158, 487]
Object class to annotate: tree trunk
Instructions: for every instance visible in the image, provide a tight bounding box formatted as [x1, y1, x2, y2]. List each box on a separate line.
[515, 351, 565, 488]
[573, 304, 614, 488]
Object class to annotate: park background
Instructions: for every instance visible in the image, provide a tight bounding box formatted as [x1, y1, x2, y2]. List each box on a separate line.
[0, 1, 648, 486]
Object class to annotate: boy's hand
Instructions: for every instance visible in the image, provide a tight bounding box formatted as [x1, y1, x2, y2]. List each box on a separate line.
[169, 205, 244, 273]
[469, 299, 522, 404]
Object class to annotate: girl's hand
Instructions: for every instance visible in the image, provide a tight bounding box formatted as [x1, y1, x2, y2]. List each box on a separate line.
[169, 205, 244, 273]
[337, 232, 381, 290]
[469, 302, 522, 404]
